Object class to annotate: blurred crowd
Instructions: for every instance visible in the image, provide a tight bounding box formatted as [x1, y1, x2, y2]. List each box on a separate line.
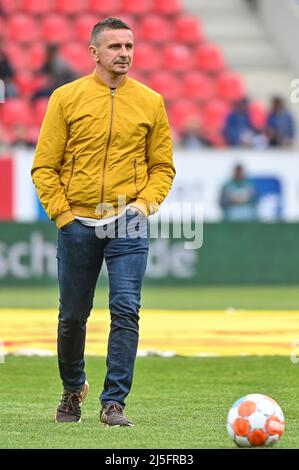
[178, 96, 296, 150]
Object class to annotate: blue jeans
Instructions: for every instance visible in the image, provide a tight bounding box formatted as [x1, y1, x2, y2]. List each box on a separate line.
[56, 211, 149, 408]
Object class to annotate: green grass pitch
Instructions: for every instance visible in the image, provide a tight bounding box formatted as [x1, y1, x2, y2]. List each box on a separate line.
[0, 285, 298, 448]
[0, 355, 298, 449]
[0, 285, 298, 310]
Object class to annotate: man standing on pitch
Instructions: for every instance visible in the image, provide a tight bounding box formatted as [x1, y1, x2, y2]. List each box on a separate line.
[31, 17, 175, 426]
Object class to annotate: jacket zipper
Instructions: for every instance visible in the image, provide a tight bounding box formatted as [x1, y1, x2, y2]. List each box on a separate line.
[66, 156, 75, 194]
[134, 158, 138, 196]
[99, 88, 115, 216]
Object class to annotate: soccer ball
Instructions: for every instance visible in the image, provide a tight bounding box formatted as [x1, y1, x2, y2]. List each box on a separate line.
[226, 393, 285, 447]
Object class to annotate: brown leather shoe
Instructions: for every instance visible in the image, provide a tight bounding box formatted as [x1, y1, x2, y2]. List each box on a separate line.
[55, 381, 89, 423]
[100, 403, 134, 427]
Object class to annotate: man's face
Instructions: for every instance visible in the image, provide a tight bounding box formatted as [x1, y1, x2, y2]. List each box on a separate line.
[90, 28, 134, 77]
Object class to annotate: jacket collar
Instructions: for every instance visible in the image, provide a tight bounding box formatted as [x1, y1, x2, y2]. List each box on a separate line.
[92, 69, 128, 90]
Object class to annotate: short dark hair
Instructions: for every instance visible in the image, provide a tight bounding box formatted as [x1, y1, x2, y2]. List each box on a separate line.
[91, 17, 132, 45]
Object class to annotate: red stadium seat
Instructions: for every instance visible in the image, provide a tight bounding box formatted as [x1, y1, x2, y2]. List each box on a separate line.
[4, 44, 27, 71]
[27, 43, 47, 71]
[1, 98, 32, 126]
[60, 43, 93, 74]
[201, 100, 230, 147]
[22, 0, 53, 14]
[55, 0, 88, 14]
[89, 0, 122, 14]
[182, 72, 215, 102]
[216, 71, 246, 102]
[75, 15, 98, 43]
[132, 43, 161, 72]
[195, 43, 226, 74]
[1, 0, 21, 14]
[174, 15, 204, 45]
[7, 14, 39, 43]
[14, 73, 44, 97]
[140, 15, 173, 44]
[169, 100, 200, 132]
[34, 98, 49, 127]
[201, 99, 230, 130]
[163, 44, 193, 72]
[121, 0, 153, 15]
[248, 101, 267, 130]
[153, 0, 182, 16]
[148, 71, 181, 101]
[41, 14, 72, 44]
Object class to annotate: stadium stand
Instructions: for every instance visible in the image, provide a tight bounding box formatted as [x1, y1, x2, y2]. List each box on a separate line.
[182, 0, 299, 145]
[169, 100, 200, 132]
[121, 0, 153, 16]
[55, 0, 89, 15]
[194, 43, 226, 74]
[162, 44, 193, 72]
[89, 0, 122, 16]
[182, 71, 215, 102]
[41, 14, 73, 43]
[6, 13, 39, 43]
[148, 71, 182, 101]
[216, 71, 246, 102]
[173, 15, 204, 44]
[140, 15, 173, 44]
[153, 0, 182, 16]
[0, 0, 296, 148]
[22, 0, 53, 14]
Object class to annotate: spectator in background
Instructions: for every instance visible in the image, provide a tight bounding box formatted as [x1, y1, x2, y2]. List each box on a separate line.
[223, 98, 266, 148]
[34, 44, 78, 99]
[220, 164, 257, 221]
[266, 96, 295, 147]
[0, 37, 18, 98]
[180, 116, 211, 149]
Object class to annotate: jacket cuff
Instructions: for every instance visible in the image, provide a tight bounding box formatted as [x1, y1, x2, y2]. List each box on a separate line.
[55, 210, 75, 229]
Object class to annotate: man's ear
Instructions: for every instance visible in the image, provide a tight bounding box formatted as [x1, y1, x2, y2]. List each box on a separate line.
[89, 45, 100, 63]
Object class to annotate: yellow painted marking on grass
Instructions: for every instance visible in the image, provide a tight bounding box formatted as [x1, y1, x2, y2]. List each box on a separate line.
[0, 309, 299, 356]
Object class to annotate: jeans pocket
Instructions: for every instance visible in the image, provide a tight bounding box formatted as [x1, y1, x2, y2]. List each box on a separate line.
[60, 220, 76, 232]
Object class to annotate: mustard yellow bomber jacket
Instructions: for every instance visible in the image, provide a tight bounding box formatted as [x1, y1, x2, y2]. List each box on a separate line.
[31, 70, 176, 228]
